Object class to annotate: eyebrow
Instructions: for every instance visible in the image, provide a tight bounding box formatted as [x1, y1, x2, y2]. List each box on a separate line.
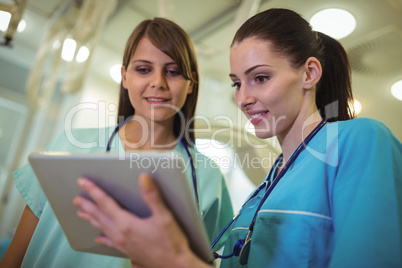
[229, 64, 271, 78]
[132, 59, 177, 66]
[132, 59, 151, 64]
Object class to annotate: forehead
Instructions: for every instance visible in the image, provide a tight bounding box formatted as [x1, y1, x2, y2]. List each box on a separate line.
[230, 38, 274, 61]
[132, 37, 174, 63]
[230, 38, 287, 72]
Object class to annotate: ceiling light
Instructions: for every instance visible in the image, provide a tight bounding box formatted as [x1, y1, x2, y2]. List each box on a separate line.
[110, 64, 122, 83]
[353, 99, 362, 115]
[391, 80, 402, 101]
[76, 46, 90, 63]
[349, 99, 362, 115]
[17, 19, 26, 32]
[53, 40, 61, 49]
[61, 38, 77, 62]
[0, 11, 11, 32]
[310, 8, 356, 40]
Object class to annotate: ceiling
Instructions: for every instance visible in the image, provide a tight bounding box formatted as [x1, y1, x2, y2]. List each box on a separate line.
[0, 0, 402, 180]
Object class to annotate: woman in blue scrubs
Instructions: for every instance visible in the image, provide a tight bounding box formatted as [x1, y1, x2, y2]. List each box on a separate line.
[72, 8, 402, 267]
[0, 18, 233, 268]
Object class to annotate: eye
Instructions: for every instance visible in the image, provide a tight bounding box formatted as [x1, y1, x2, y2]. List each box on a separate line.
[231, 81, 241, 90]
[166, 69, 182, 76]
[255, 75, 269, 83]
[136, 66, 151, 74]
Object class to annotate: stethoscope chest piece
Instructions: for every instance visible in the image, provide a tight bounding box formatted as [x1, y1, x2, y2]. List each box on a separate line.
[238, 237, 251, 265]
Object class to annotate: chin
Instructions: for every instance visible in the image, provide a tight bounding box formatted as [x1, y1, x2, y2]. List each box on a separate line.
[253, 130, 274, 140]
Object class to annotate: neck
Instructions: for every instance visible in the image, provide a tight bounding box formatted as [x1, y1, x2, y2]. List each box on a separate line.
[277, 107, 323, 167]
[119, 116, 177, 151]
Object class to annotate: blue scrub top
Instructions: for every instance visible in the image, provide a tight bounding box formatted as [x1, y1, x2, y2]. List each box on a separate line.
[13, 126, 233, 268]
[220, 118, 402, 268]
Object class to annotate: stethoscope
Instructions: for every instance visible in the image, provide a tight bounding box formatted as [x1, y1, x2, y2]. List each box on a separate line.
[210, 117, 327, 265]
[106, 116, 199, 211]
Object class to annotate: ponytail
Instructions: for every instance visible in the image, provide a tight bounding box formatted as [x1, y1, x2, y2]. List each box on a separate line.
[315, 32, 355, 121]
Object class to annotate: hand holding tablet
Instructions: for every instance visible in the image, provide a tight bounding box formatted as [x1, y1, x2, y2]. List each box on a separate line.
[28, 151, 213, 263]
[74, 174, 206, 267]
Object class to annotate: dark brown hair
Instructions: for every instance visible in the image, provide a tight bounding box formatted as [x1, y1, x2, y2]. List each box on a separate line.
[118, 18, 199, 145]
[232, 8, 354, 122]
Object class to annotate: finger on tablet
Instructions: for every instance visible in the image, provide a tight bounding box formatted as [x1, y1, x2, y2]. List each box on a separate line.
[77, 178, 121, 214]
[139, 173, 169, 215]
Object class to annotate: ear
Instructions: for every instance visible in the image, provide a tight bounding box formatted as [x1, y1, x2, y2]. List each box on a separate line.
[121, 65, 128, 89]
[187, 71, 198, 95]
[303, 57, 322, 90]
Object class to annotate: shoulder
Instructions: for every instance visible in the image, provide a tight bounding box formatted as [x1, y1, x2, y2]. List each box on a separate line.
[331, 117, 397, 143]
[60, 126, 111, 142]
[339, 117, 390, 134]
[47, 126, 113, 152]
[328, 117, 402, 158]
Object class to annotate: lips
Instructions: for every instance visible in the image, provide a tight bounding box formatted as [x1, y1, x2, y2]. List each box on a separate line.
[145, 97, 170, 104]
[247, 110, 268, 125]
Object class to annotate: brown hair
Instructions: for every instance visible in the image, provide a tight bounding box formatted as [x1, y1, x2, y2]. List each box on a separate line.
[118, 18, 199, 145]
[232, 8, 354, 122]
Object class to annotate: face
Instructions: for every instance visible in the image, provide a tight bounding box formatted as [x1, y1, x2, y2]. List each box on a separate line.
[230, 37, 306, 139]
[121, 37, 193, 126]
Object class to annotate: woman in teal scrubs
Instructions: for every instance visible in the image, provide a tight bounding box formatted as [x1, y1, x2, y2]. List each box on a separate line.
[72, 8, 402, 268]
[0, 18, 233, 268]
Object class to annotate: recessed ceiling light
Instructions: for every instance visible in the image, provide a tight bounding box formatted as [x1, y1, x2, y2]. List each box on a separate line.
[391, 80, 402, 101]
[0, 11, 11, 32]
[310, 8, 356, 40]
[110, 64, 122, 83]
[349, 99, 362, 115]
[17, 19, 26, 33]
[61, 38, 77, 62]
[353, 99, 362, 115]
[0, 12, 26, 33]
[76, 46, 90, 63]
[53, 40, 61, 49]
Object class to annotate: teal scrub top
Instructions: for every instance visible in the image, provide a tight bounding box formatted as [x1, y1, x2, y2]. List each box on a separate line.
[220, 118, 402, 268]
[13, 126, 233, 268]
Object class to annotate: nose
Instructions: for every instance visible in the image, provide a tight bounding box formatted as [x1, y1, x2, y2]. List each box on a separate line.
[235, 84, 255, 109]
[150, 70, 167, 90]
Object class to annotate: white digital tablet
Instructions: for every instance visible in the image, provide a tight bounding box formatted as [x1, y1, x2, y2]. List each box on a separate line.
[28, 151, 213, 263]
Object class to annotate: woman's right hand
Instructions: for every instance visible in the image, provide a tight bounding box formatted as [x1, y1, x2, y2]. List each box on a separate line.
[73, 174, 212, 268]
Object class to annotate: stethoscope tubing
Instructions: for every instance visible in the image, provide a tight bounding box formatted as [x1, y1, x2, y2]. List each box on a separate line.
[211, 117, 327, 258]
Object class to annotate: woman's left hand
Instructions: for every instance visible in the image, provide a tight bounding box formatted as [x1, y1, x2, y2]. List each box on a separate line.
[73, 174, 208, 268]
